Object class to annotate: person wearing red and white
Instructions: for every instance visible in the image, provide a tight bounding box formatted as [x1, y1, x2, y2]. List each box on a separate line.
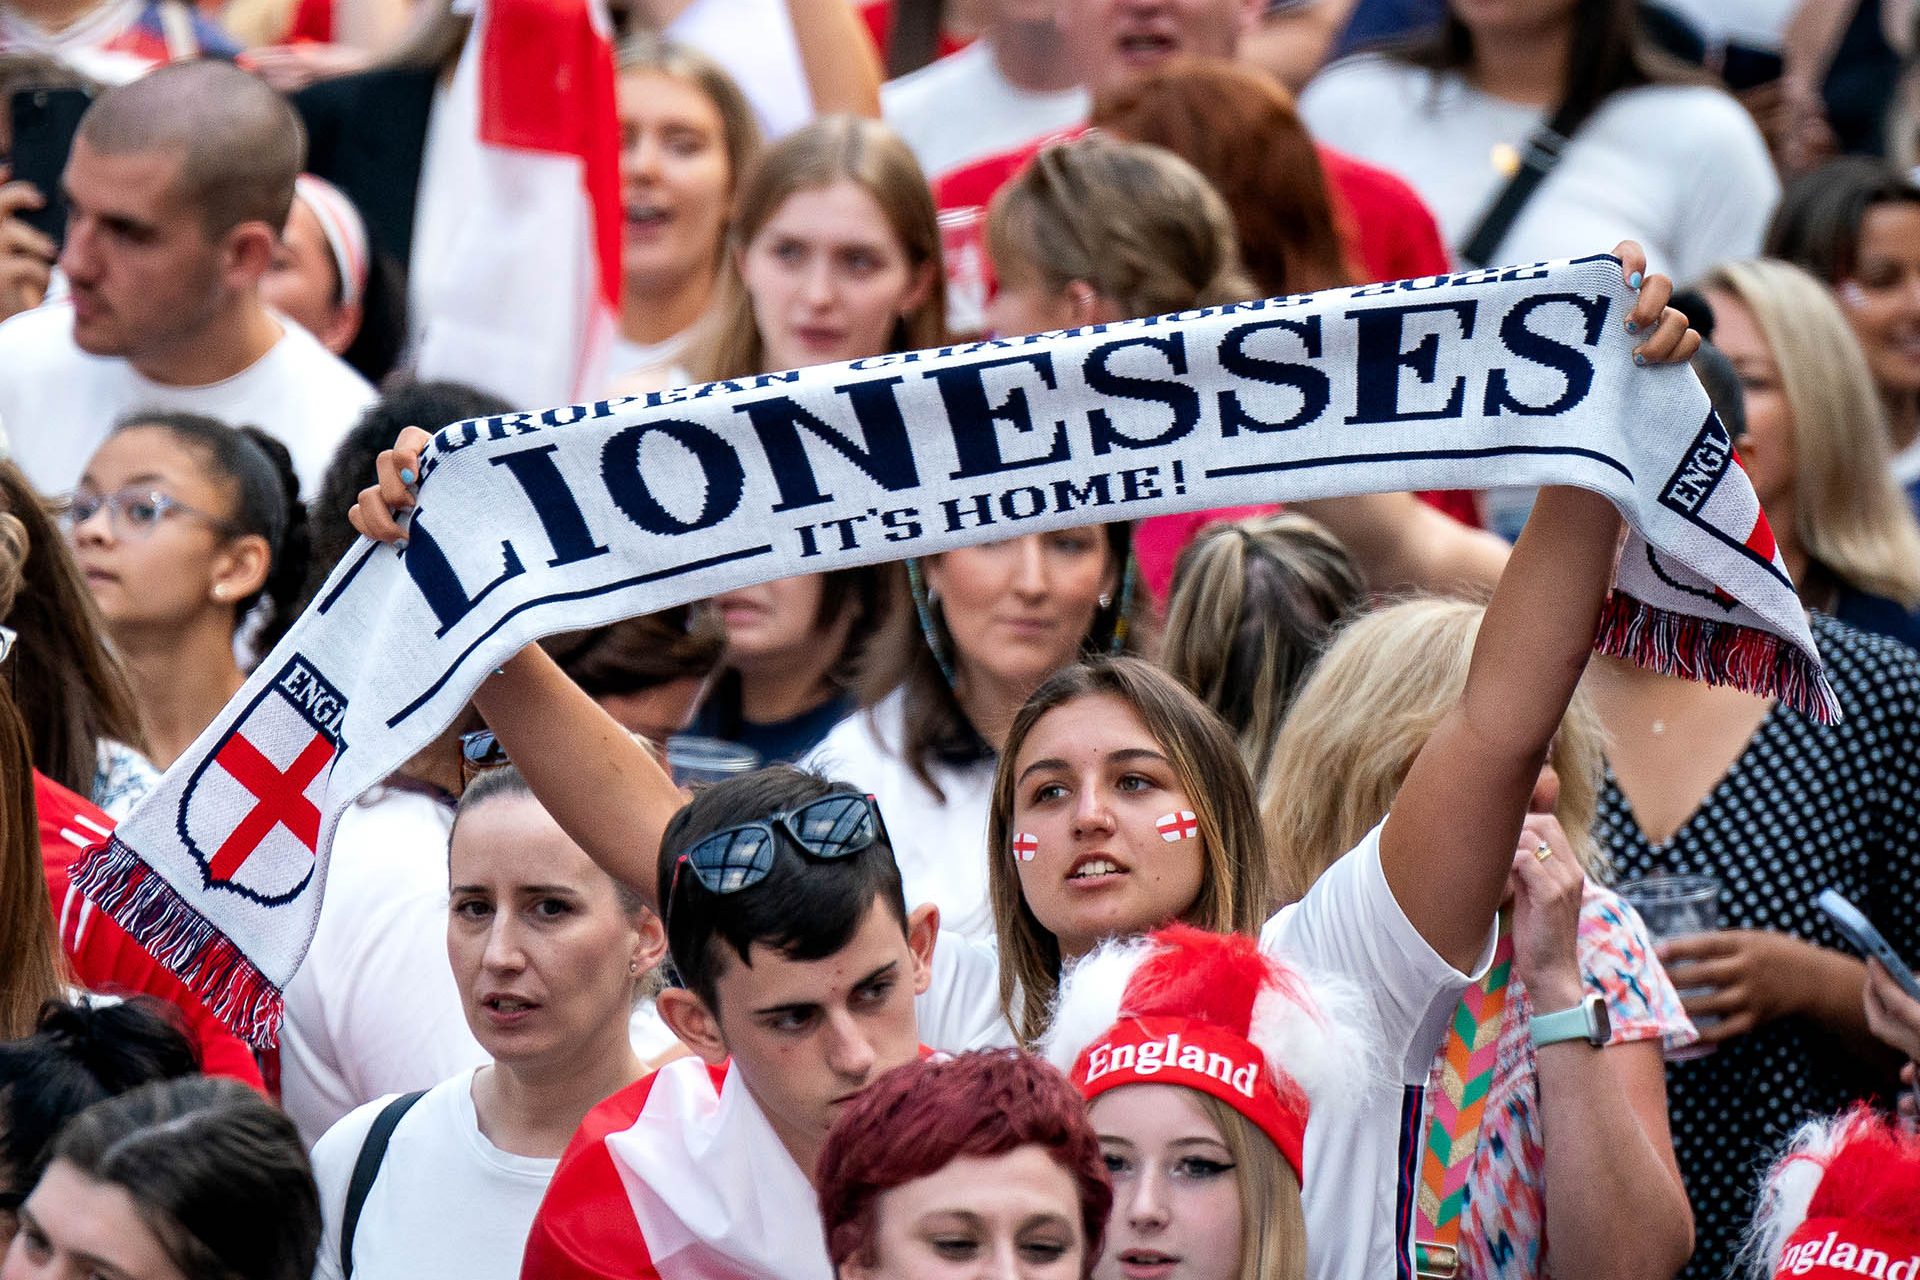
[33, 771, 264, 1088]
[519, 770, 1001, 1280]
[880, 0, 1086, 185]
[928, 0, 1454, 306]
[1043, 925, 1367, 1280]
[309, 766, 667, 1279]
[1743, 1106, 1920, 1280]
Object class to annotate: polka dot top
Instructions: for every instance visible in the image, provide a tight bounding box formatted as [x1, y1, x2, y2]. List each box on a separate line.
[1597, 612, 1920, 1280]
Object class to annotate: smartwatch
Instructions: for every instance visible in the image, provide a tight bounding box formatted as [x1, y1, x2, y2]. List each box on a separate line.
[1529, 993, 1610, 1048]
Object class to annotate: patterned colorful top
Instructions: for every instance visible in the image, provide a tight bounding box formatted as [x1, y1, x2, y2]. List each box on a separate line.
[1426, 882, 1696, 1279]
[0, 0, 239, 85]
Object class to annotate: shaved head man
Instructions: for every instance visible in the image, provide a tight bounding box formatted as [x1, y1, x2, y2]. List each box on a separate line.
[0, 60, 374, 496]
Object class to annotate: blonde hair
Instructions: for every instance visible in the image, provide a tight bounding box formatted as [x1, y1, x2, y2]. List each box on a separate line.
[1262, 598, 1606, 904]
[1699, 259, 1920, 609]
[988, 658, 1270, 1045]
[1162, 513, 1365, 791]
[0, 512, 71, 1038]
[689, 115, 945, 382]
[1193, 1094, 1308, 1280]
[985, 133, 1257, 321]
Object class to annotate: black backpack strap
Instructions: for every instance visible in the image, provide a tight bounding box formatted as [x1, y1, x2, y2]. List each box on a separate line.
[340, 1089, 427, 1279]
[1456, 96, 1593, 269]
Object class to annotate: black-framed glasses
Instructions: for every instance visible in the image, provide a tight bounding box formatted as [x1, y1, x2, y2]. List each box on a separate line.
[671, 793, 886, 899]
[60, 487, 241, 541]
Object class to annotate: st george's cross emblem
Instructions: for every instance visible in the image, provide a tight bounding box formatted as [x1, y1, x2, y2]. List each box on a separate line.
[178, 656, 347, 905]
[1156, 811, 1199, 842]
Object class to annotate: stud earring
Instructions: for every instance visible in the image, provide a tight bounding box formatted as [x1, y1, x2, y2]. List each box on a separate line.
[1098, 592, 1113, 609]
[212, 585, 226, 601]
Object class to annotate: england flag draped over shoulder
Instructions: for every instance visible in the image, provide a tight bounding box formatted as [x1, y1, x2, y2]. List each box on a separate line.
[410, 0, 621, 407]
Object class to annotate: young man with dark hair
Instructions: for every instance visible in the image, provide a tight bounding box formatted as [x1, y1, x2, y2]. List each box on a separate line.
[0, 59, 373, 496]
[520, 765, 962, 1279]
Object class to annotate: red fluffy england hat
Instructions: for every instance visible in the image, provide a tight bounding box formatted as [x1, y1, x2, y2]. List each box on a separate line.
[1746, 1107, 1920, 1280]
[1040, 924, 1367, 1180]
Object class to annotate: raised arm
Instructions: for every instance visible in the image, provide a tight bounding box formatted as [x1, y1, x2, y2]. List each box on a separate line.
[350, 430, 684, 907]
[1293, 491, 1510, 598]
[1380, 243, 1698, 972]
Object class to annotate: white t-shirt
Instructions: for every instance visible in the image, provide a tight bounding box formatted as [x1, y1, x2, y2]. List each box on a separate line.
[881, 41, 1088, 184]
[1264, 822, 1493, 1280]
[280, 787, 487, 1148]
[665, 0, 812, 140]
[311, 1069, 557, 1280]
[922, 926, 1015, 1050]
[0, 301, 375, 498]
[808, 689, 998, 943]
[1299, 57, 1779, 282]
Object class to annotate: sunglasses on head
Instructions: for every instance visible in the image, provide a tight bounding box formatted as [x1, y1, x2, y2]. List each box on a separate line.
[671, 793, 887, 899]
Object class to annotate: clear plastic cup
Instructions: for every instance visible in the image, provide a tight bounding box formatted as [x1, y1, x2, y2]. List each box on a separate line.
[1619, 873, 1721, 1059]
[665, 735, 761, 788]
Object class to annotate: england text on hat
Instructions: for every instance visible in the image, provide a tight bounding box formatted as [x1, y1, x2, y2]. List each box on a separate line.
[1083, 1032, 1259, 1098]
[1781, 1231, 1920, 1279]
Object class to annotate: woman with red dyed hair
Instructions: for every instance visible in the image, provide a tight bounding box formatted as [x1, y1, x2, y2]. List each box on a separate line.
[816, 1050, 1111, 1280]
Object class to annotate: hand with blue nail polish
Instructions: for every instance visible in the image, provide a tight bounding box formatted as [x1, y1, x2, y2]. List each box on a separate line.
[348, 425, 434, 547]
[1613, 239, 1700, 369]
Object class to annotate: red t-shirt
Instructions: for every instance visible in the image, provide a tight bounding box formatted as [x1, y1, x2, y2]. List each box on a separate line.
[35, 774, 265, 1089]
[935, 129, 1480, 578]
[933, 130, 1453, 289]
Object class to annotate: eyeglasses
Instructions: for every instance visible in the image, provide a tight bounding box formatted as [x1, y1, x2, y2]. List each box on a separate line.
[61, 487, 240, 541]
[670, 793, 886, 899]
[458, 728, 509, 790]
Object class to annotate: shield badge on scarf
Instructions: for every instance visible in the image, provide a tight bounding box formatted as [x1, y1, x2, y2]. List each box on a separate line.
[178, 655, 347, 905]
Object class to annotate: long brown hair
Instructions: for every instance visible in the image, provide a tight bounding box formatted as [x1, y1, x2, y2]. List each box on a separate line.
[987, 658, 1271, 1045]
[0, 462, 149, 794]
[0, 512, 72, 1039]
[985, 133, 1255, 319]
[1161, 513, 1366, 791]
[1092, 57, 1357, 296]
[1394, 0, 1701, 123]
[688, 115, 946, 382]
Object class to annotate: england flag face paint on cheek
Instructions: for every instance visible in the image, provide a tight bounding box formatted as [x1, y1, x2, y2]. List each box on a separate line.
[1156, 810, 1199, 843]
[1012, 832, 1039, 862]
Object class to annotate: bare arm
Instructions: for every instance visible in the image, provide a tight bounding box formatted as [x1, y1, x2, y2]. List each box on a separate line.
[1536, 1038, 1693, 1279]
[350, 429, 685, 907]
[1293, 491, 1509, 598]
[1511, 822, 1692, 1279]
[1380, 244, 1696, 971]
[788, 0, 883, 118]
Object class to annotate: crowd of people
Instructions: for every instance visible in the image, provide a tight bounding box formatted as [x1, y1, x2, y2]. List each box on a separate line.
[4, 0, 1920, 1277]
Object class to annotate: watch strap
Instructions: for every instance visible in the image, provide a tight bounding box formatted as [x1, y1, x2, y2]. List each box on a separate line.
[1530, 996, 1597, 1047]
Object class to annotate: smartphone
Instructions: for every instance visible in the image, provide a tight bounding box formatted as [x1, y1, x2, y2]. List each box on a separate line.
[7, 86, 92, 247]
[1818, 888, 1920, 1002]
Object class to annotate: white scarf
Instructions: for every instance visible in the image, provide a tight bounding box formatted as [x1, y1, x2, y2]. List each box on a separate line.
[74, 255, 1837, 1043]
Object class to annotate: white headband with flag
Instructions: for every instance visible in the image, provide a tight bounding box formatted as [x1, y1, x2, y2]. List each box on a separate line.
[74, 254, 1839, 1045]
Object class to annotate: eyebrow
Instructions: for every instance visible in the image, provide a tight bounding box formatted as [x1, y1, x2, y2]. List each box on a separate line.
[750, 960, 898, 1019]
[13, 1213, 132, 1280]
[447, 883, 581, 897]
[1017, 747, 1170, 785]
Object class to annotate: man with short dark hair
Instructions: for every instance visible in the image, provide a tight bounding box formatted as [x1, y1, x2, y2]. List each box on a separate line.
[521, 766, 980, 1280]
[0, 59, 373, 496]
